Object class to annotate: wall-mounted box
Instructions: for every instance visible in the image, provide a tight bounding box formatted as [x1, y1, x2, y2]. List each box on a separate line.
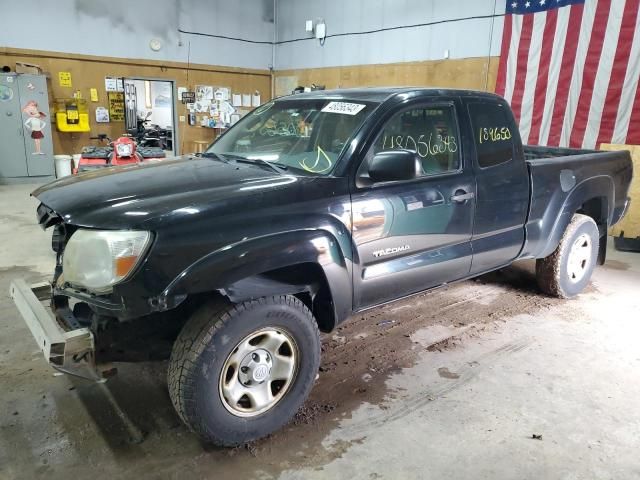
[54, 98, 90, 132]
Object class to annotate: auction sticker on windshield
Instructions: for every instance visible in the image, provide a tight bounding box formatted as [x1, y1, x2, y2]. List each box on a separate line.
[321, 102, 367, 115]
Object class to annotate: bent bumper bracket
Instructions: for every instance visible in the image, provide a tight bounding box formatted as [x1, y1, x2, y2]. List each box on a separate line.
[9, 279, 113, 382]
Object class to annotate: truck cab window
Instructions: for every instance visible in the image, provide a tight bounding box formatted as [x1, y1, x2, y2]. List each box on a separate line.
[369, 106, 460, 177]
[207, 100, 373, 176]
[468, 102, 515, 168]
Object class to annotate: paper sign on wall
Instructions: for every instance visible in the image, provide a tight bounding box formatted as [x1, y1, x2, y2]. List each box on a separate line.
[90, 88, 99, 102]
[105, 76, 124, 92]
[95, 106, 109, 123]
[181, 91, 195, 104]
[251, 93, 261, 107]
[58, 72, 72, 87]
[108, 92, 125, 121]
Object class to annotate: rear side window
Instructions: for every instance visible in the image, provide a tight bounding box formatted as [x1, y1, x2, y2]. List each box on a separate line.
[468, 102, 515, 168]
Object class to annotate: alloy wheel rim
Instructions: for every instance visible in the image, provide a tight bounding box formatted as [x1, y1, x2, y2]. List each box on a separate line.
[566, 233, 592, 284]
[219, 327, 298, 417]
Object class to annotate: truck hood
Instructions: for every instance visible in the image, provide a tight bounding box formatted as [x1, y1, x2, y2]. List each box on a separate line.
[33, 156, 315, 229]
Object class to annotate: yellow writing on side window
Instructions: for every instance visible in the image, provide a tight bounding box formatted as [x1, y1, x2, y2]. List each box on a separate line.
[478, 127, 512, 144]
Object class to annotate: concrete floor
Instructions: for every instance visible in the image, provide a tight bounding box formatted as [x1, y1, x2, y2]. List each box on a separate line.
[1, 183, 640, 479]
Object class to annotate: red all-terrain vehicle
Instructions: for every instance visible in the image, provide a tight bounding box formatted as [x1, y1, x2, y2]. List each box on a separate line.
[74, 134, 166, 174]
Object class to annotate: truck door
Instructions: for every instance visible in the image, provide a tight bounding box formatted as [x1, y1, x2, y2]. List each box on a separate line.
[351, 100, 475, 308]
[465, 100, 529, 274]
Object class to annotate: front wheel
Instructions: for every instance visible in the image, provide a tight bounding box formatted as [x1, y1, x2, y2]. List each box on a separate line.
[536, 213, 599, 298]
[167, 295, 320, 446]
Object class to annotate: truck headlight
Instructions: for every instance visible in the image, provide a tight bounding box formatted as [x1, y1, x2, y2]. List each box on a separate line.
[63, 230, 151, 293]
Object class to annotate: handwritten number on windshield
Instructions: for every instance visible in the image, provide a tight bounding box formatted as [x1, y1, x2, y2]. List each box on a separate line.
[382, 133, 458, 158]
[299, 146, 333, 173]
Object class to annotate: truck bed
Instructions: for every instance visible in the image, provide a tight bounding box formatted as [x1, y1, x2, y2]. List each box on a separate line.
[524, 145, 598, 161]
[520, 146, 633, 260]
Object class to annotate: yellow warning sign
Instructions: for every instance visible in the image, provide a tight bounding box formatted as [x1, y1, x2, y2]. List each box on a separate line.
[58, 71, 72, 88]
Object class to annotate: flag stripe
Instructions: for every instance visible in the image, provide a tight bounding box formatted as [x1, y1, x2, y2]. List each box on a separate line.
[583, 0, 630, 148]
[570, 0, 616, 148]
[627, 70, 640, 144]
[495, 13, 513, 97]
[497, 0, 639, 148]
[547, 3, 585, 146]
[561, 0, 604, 147]
[539, 5, 571, 146]
[519, 12, 548, 143]
[527, 8, 558, 145]
[510, 14, 535, 123]
[504, 14, 524, 104]
[613, 0, 640, 143]
[599, 0, 640, 145]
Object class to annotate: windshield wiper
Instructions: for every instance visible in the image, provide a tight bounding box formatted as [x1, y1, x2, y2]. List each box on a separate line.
[226, 155, 289, 175]
[201, 152, 230, 163]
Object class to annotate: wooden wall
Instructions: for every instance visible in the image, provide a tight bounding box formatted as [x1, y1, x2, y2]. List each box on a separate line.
[0, 47, 272, 155]
[601, 144, 640, 239]
[0, 47, 498, 156]
[274, 57, 499, 96]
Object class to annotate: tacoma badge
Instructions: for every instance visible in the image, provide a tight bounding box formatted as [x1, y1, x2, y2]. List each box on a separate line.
[372, 245, 411, 258]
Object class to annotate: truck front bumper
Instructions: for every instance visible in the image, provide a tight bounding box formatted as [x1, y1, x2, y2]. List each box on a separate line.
[9, 279, 114, 382]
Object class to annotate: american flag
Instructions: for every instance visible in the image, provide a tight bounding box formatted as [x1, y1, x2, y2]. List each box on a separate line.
[495, 0, 640, 148]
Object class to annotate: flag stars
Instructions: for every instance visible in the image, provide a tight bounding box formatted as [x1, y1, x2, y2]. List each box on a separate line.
[525, 1, 531, 7]
[540, 0, 546, 4]
[512, 1, 518, 7]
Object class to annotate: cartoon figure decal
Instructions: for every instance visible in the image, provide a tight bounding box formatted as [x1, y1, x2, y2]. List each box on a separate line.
[22, 100, 47, 155]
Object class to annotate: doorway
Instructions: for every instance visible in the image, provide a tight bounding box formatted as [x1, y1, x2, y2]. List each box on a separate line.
[123, 78, 178, 156]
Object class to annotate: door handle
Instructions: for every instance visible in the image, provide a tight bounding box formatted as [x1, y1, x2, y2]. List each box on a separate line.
[451, 191, 475, 203]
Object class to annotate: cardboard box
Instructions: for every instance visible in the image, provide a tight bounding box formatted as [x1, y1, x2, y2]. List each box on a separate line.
[15, 62, 43, 75]
[601, 144, 640, 239]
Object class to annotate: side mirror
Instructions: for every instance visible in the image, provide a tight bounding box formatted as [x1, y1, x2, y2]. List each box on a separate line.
[369, 150, 419, 183]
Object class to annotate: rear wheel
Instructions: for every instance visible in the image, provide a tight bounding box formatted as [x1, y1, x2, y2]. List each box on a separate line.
[536, 213, 599, 298]
[167, 295, 320, 446]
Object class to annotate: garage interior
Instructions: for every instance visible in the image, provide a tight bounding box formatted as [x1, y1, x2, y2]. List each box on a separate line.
[1, 0, 640, 479]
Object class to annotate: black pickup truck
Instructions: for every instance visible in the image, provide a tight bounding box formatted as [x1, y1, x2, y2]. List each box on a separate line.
[11, 88, 632, 446]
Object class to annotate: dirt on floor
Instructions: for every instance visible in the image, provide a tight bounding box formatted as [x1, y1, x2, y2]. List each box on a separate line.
[2, 258, 605, 479]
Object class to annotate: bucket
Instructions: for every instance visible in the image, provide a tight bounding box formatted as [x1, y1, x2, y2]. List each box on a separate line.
[54, 155, 72, 178]
[72, 154, 81, 170]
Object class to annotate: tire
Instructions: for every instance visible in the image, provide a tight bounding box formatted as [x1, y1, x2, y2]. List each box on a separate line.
[167, 295, 321, 446]
[536, 213, 600, 298]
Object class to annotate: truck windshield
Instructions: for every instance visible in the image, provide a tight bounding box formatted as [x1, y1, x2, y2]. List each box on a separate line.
[206, 99, 375, 175]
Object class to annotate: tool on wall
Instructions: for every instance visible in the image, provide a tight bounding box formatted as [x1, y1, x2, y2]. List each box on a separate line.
[123, 79, 138, 131]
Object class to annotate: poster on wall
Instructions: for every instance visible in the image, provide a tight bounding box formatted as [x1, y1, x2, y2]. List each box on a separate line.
[181, 91, 195, 104]
[196, 85, 213, 100]
[95, 106, 110, 123]
[105, 77, 124, 92]
[107, 92, 125, 121]
[153, 82, 172, 108]
[58, 72, 72, 88]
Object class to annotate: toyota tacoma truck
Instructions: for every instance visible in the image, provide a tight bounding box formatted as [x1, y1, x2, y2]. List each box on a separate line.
[10, 88, 632, 446]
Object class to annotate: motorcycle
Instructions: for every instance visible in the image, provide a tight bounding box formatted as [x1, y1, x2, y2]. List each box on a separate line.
[127, 111, 172, 151]
[74, 134, 166, 174]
